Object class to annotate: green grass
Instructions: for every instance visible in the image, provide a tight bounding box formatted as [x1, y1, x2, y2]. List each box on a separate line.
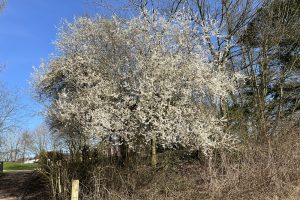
[3, 162, 37, 171]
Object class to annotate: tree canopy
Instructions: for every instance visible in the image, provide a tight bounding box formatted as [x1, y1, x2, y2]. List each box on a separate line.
[33, 12, 241, 159]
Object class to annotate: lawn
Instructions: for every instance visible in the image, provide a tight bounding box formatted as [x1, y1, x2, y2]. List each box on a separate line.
[3, 162, 37, 171]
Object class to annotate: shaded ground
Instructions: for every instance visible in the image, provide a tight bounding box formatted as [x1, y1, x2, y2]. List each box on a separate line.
[0, 171, 48, 200]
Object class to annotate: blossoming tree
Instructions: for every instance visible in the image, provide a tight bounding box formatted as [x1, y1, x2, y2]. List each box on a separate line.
[33, 11, 240, 166]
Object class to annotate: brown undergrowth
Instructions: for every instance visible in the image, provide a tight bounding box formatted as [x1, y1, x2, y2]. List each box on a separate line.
[40, 124, 300, 199]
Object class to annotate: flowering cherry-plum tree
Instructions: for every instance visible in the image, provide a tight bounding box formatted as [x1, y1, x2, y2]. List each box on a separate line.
[33, 11, 240, 166]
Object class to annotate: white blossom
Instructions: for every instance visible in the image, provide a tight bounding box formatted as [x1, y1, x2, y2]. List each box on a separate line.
[32, 12, 241, 155]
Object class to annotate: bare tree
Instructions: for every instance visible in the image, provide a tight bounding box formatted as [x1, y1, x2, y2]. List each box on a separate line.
[235, 0, 300, 137]
[0, 86, 19, 134]
[0, 0, 6, 12]
[19, 131, 33, 161]
[31, 124, 52, 156]
[0, 129, 22, 161]
[0, 1, 29, 163]
[0, 72, 23, 161]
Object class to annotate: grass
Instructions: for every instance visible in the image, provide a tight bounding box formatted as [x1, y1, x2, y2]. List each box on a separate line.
[3, 162, 37, 171]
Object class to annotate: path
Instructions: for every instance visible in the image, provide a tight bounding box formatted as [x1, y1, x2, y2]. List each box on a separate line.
[0, 171, 47, 200]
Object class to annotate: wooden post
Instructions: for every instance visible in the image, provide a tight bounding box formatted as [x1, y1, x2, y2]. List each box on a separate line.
[151, 134, 157, 168]
[71, 180, 79, 200]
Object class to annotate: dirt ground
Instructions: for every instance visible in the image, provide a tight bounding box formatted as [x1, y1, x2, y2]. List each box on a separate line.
[0, 171, 48, 200]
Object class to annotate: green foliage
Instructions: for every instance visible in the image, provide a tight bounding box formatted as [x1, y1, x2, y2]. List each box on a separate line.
[4, 162, 37, 171]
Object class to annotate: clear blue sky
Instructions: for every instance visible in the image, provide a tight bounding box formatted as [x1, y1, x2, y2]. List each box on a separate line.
[0, 0, 100, 131]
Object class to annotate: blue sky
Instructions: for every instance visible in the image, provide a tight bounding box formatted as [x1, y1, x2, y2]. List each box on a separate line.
[0, 0, 99, 131]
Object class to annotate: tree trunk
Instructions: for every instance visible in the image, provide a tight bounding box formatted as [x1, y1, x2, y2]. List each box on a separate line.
[22, 146, 26, 162]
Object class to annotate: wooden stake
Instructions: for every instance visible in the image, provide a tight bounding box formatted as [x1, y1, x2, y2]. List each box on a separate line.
[71, 180, 79, 200]
[151, 134, 157, 167]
